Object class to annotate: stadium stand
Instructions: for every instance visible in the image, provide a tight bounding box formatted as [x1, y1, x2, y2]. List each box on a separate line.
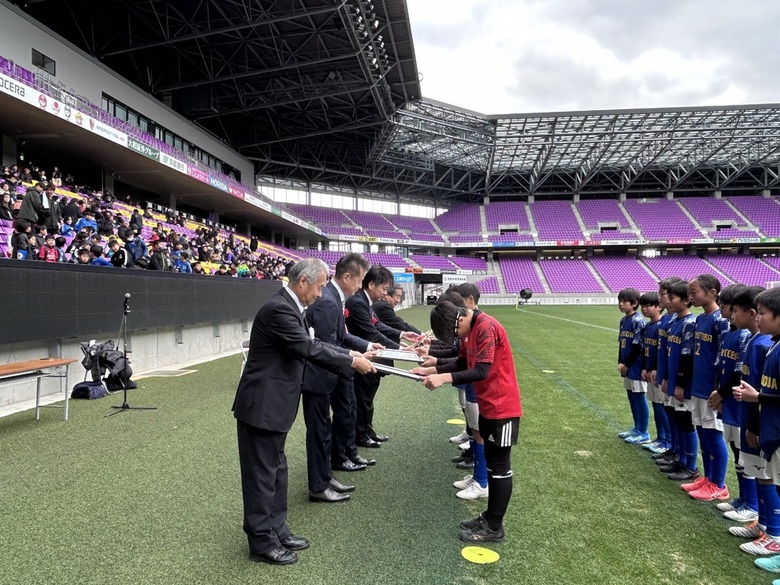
[706, 255, 780, 286]
[642, 255, 732, 284]
[409, 254, 457, 271]
[475, 276, 500, 294]
[589, 256, 660, 293]
[499, 256, 546, 294]
[623, 199, 701, 241]
[434, 203, 482, 234]
[530, 200, 584, 241]
[539, 258, 605, 293]
[728, 196, 780, 237]
[450, 257, 488, 271]
[578, 199, 631, 230]
[484, 201, 531, 232]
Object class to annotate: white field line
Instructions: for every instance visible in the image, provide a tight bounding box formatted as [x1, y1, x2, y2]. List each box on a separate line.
[516, 309, 619, 333]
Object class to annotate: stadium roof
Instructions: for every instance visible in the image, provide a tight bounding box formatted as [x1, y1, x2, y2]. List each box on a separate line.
[12, 0, 780, 206]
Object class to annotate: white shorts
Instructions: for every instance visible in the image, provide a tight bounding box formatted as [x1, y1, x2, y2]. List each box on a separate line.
[647, 382, 664, 404]
[457, 387, 467, 410]
[766, 450, 780, 487]
[740, 451, 770, 480]
[464, 401, 480, 430]
[674, 397, 694, 412]
[663, 393, 675, 407]
[723, 424, 740, 449]
[623, 378, 647, 394]
[691, 396, 723, 430]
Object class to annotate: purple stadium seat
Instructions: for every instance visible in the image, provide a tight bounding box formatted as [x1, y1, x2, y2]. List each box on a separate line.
[539, 259, 605, 293]
[623, 199, 701, 241]
[642, 256, 732, 285]
[706, 255, 780, 287]
[499, 256, 546, 294]
[589, 256, 659, 293]
[530, 201, 584, 241]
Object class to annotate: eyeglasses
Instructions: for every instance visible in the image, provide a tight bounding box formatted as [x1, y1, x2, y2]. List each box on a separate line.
[454, 311, 463, 339]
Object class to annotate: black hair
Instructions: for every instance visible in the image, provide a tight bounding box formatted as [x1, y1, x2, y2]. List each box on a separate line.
[639, 291, 660, 307]
[658, 276, 683, 291]
[362, 265, 394, 289]
[89, 244, 104, 257]
[756, 288, 780, 318]
[720, 283, 748, 307]
[54, 236, 66, 247]
[437, 289, 466, 308]
[667, 280, 693, 307]
[455, 283, 480, 304]
[335, 252, 370, 279]
[430, 300, 465, 345]
[691, 274, 722, 297]
[731, 286, 766, 312]
[617, 288, 641, 306]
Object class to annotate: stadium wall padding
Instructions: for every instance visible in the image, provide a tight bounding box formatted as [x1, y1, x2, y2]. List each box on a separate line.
[0, 259, 280, 345]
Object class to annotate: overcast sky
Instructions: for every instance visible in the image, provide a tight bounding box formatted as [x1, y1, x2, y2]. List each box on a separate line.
[405, 0, 780, 115]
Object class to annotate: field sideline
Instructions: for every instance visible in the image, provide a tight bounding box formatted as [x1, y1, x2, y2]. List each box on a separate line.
[0, 305, 770, 585]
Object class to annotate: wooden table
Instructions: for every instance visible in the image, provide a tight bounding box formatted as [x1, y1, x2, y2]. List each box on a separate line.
[0, 358, 78, 420]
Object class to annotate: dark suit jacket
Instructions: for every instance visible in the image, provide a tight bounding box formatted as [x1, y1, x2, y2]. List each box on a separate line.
[372, 299, 421, 334]
[345, 290, 402, 349]
[233, 287, 353, 432]
[301, 281, 369, 394]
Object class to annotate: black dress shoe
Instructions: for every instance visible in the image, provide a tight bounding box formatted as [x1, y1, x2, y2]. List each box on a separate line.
[329, 477, 355, 493]
[370, 434, 389, 442]
[351, 455, 376, 466]
[249, 547, 298, 565]
[309, 487, 350, 503]
[279, 535, 310, 551]
[357, 438, 381, 448]
[332, 459, 366, 472]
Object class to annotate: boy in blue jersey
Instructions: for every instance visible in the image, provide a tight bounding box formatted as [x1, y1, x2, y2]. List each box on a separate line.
[708, 285, 754, 518]
[640, 291, 671, 454]
[617, 288, 649, 443]
[734, 288, 780, 562]
[652, 278, 684, 467]
[684, 275, 731, 500]
[661, 279, 700, 481]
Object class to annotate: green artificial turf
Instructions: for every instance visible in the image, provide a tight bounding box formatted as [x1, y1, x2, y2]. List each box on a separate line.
[0, 305, 770, 584]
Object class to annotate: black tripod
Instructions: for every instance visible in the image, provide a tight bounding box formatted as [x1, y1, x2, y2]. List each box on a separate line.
[108, 293, 156, 416]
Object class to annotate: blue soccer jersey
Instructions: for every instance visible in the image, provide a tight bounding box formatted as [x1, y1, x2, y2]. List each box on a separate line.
[643, 319, 661, 373]
[759, 338, 780, 460]
[691, 309, 730, 399]
[667, 313, 696, 398]
[656, 313, 676, 384]
[619, 312, 646, 381]
[719, 328, 751, 427]
[740, 333, 774, 456]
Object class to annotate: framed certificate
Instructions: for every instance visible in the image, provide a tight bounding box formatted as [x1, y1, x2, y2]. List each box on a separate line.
[374, 349, 424, 363]
[372, 362, 424, 381]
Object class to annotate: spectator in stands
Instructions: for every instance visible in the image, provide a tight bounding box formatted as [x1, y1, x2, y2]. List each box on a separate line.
[38, 170, 47, 183]
[50, 166, 62, 188]
[192, 261, 205, 275]
[73, 247, 91, 265]
[54, 236, 67, 262]
[28, 226, 43, 259]
[89, 244, 112, 267]
[108, 239, 131, 268]
[214, 264, 231, 277]
[116, 216, 132, 242]
[126, 228, 147, 266]
[75, 209, 98, 233]
[173, 251, 192, 274]
[60, 216, 74, 237]
[38, 234, 59, 263]
[45, 185, 62, 235]
[97, 211, 115, 237]
[18, 167, 32, 183]
[142, 207, 153, 220]
[89, 233, 105, 253]
[17, 182, 50, 227]
[10, 219, 31, 259]
[0, 181, 12, 199]
[147, 235, 170, 271]
[66, 230, 89, 256]
[0, 191, 13, 220]
[60, 197, 80, 222]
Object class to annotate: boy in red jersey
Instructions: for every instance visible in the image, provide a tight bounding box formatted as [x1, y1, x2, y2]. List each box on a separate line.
[413, 300, 523, 544]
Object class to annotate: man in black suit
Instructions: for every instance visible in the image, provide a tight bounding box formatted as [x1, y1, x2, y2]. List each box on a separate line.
[301, 253, 383, 502]
[372, 285, 422, 334]
[346, 265, 419, 448]
[233, 258, 376, 566]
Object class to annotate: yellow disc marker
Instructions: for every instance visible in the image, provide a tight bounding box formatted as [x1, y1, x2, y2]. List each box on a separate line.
[447, 418, 466, 425]
[461, 546, 500, 564]
[542, 370, 555, 374]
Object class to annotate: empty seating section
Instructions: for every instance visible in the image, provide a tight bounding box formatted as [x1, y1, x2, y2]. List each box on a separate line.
[729, 196, 780, 237]
[325, 226, 364, 237]
[530, 201, 583, 241]
[488, 233, 535, 243]
[589, 257, 659, 293]
[642, 256, 732, 285]
[300, 250, 342, 269]
[706, 256, 780, 287]
[366, 229, 406, 240]
[764, 258, 780, 277]
[711, 228, 761, 240]
[346, 210, 395, 231]
[499, 257, 546, 294]
[363, 252, 408, 269]
[286, 204, 350, 228]
[679, 197, 746, 228]
[410, 254, 457, 270]
[475, 276, 500, 294]
[484, 201, 530, 231]
[588, 232, 639, 242]
[435, 204, 482, 234]
[450, 234, 486, 243]
[539, 259, 605, 293]
[450, 257, 488, 271]
[578, 199, 630, 229]
[387, 214, 436, 233]
[623, 199, 701, 241]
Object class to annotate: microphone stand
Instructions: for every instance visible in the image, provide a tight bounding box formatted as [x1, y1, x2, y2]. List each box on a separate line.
[108, 293, 156, 416]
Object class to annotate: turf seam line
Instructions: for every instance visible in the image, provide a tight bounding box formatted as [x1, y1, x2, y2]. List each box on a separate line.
[516, 309, 619, 333]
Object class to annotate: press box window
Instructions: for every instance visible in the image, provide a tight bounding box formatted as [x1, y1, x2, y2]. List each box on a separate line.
[31, 49, 55, 75]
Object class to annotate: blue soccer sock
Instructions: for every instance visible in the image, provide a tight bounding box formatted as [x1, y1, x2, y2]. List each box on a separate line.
[652, 402, 669, 442]
[626, 389, 638, 432]
[665, 406, 679, 454]
[759, 482, 780, 537]
[696, 426, 710, 479]
[704, 428, 728, 488]
[635, 393, 649, 435]
[472, 441, 488, 489]
[682, 431, 699, 471]
[741, 472, 759, 512]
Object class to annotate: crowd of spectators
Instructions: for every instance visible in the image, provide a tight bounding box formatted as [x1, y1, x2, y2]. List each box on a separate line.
[1, 162, 294, 278]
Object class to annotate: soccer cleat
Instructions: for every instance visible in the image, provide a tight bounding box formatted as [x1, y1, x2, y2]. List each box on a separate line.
[730, 520, 763, 539]
[659, 462, 683, 473]
[626, 433, 652, 444]
[618, 429, 635, 439]
[459, 515, 505, 544]
[453, 475, 473, 490]
[717, 498, 743, 512]
[755, 554, 780, 573]
[724, 505, 759, 523]
[460, 514, 484, 530]
[458, 441, 471, 451]
[689, 483, 729, 502]
[456, 481, 489, 500]
[680, 476, 710, 493]
[647, 442, 669, 454]
[449, 430, 469, 444]
[667, 468, 700, 481]
[455, 458, 475, 470]
[642, 439, 662, 451]
[651, 450, 674, 460]
[452, 453, 471, 463]
[654, 453, 677, 465]
[740, 533, 780, 555]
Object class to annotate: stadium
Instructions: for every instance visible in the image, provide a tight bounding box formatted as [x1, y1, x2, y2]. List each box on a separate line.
[1, 1, 779, 584]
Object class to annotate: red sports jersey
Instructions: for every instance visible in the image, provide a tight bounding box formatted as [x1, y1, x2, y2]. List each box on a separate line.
[460, 311, 523, 419]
